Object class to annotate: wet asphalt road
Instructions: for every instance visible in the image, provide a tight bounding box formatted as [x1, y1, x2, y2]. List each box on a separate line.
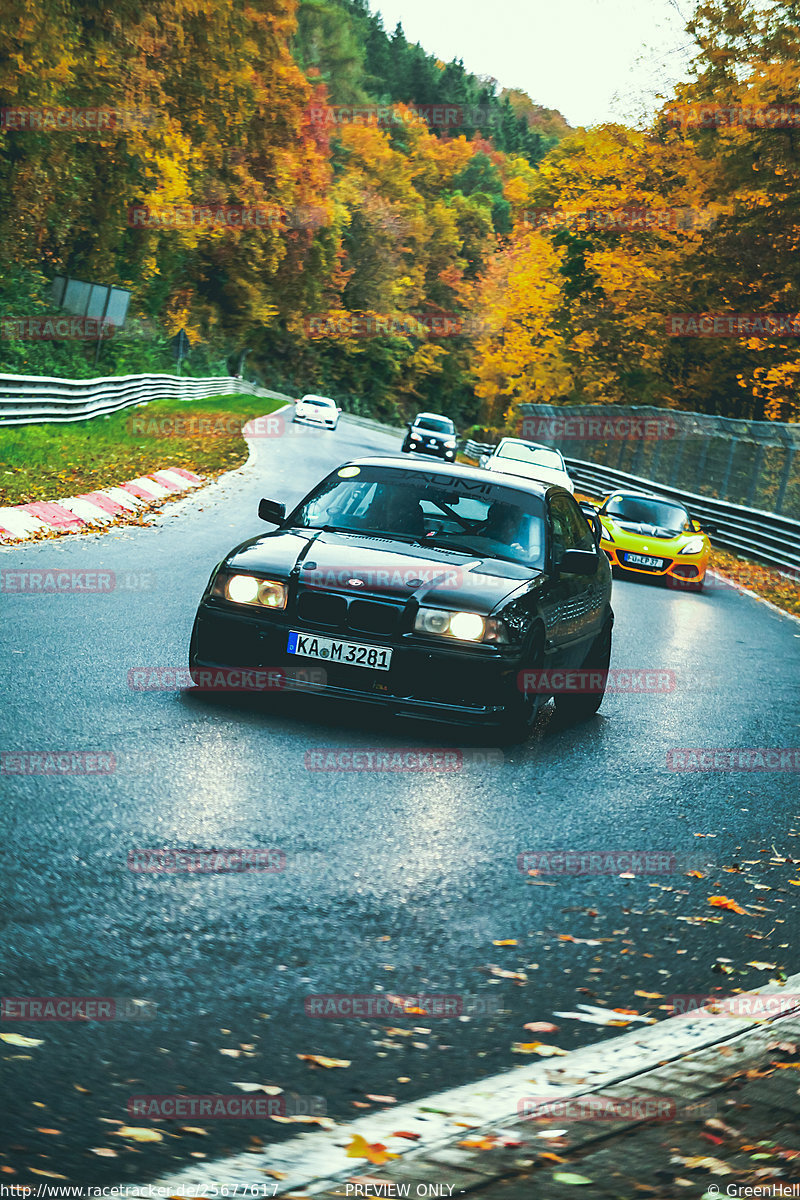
[2, 414, 799, 1185]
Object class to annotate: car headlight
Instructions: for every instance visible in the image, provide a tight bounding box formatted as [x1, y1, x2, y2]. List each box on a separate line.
[413, 608, 509, 644]
[410, 431, 421, 441]
[444, 438, 457, 449]
[679, 536, 705, 555]
[212, 572, 287, 609]
[600, 524, 614, 543]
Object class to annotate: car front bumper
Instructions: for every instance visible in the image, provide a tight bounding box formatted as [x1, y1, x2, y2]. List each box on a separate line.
[294, 410, 337, 427]
[189, 602, 522, 726]
[602, 546, 708, 584]
[405, 441, 456, 460]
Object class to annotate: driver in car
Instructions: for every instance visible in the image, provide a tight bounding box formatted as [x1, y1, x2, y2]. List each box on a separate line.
[482, 501, 533, 558]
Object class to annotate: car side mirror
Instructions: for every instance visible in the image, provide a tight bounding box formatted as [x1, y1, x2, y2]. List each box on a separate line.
[258, 498, 286, 524]
[559, 548, 600, 575]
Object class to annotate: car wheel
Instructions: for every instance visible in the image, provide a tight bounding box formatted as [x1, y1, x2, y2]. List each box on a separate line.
[497, 627, 546, 744]
[555, 620, 612, 723]
[401, 441, 410, 452]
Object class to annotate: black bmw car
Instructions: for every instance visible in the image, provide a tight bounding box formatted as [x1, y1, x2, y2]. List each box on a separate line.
[189, 458, 614, 739]
[401, 412, 457, 460]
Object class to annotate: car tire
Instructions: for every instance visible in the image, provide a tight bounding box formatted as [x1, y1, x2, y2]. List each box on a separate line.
[497, 627, 546, 744]
[401, 441, 410, 453]
[554, 619, 613, 723]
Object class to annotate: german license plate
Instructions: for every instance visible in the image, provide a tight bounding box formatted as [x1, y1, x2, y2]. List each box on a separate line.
[287, 631, 392, 671]
[625, 553, 663, 568]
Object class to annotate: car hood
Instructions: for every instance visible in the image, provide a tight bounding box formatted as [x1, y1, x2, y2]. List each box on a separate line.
[411, 428, 453, 442]
[225, 529, 539, 611]
[487, 459, 572, 491]
[605, 518, 688, 543]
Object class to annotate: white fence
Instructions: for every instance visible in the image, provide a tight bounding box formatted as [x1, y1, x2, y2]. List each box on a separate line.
[0, 373, 293, 426]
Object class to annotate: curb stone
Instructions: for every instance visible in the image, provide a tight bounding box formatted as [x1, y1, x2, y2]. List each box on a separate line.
[123, 973, 800, 1197]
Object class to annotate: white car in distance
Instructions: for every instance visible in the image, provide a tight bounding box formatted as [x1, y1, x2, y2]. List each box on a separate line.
[481, 438, 574, 493]
[293, 394, 341, 429]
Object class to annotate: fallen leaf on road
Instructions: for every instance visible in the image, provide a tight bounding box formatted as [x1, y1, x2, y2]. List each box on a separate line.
[708, 896, 748, 914]
[29, 1170, 68, 1179]
[557, 935, 610, 945]
[391, 1131, 421, 1141]
[177, 1127, 209, 1136]
[686, 871, 705, 878]
[345, 1135, 400, 1164]
[232, 1083, 283, 1094]
[0, 1034, 43, 1047]
[492, 940, 518, 946]
[538, 1152, 567, 1163]
[114, 1127, 164, 1143]
[89, 1149, 118, 1158]
[366, 1095, 397, 1104]
[512, 1041, 568, 1056]
[635, 991, 664, 999]
[553, 1004, 654, 1027]
[486, 966, 528, 982]
[35, 1128, 62, 1136]
[672, 1155, 730, 1175]
[523, 1022, 559, 1033]
[297, 1054, 351, 1069]
[747, 962, 777, 970]
[459, 1136, 498, 1150]
[552, 1173, 593, 1185]
[219, 1049, 242, 1058]
[271, 1115, 334, 1127]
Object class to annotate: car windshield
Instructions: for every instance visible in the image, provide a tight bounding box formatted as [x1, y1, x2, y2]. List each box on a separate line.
[305, 396, 334, 407]
[605, 495, 689, 530]
[289, 466, 546, 568]
[415, 417, 454, 434]
[497, 443, 563, 469]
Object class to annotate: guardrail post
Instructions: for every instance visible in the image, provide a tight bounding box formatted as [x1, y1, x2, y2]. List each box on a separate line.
[719, 438, 737, 500]
[776, 447, 796, 515]
[746, 443, 766, 508]
[667, 428, 689, 486]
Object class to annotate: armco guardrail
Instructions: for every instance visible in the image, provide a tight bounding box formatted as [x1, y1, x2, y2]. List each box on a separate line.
[0, 373, 293, 426]
[460, 440, 800, 575]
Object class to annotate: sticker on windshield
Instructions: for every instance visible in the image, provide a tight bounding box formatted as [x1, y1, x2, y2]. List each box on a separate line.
[337, 466, 361, 478]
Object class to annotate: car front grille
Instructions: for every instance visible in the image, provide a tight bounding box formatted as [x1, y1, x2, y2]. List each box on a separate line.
[294, 589, 404, 636]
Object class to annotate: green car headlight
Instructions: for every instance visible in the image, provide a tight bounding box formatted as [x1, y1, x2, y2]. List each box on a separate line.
[212, 572, 287, 609]
[679, 537, 705, 555]
[414, 608, 509, 644]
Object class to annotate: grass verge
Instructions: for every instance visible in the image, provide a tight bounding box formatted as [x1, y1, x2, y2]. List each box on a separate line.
[709, 546, 800, 617]
[0, 394, 288, 505]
